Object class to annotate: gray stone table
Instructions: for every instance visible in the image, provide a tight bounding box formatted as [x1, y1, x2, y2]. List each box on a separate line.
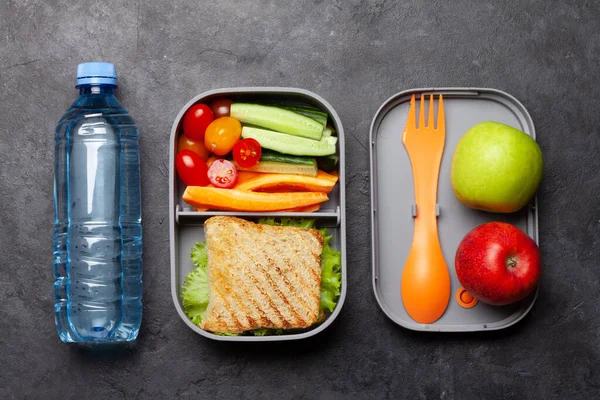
[1, 1, 599, 399]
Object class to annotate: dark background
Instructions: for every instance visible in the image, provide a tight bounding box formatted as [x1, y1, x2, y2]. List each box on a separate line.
[1, 1, 599, 399]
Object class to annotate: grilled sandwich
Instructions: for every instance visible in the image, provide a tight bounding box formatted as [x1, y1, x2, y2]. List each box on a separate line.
[201, 216, 324, 334]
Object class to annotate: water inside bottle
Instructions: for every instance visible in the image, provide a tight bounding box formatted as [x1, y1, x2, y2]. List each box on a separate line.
[54, 84, 142, 343]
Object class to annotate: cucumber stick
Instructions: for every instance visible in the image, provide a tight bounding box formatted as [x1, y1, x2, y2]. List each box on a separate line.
[260, 102, 328, 125]
[317, 155, 339, 173]
[242, 127, 336, 157]
[259, 151, 316, 165]
[323, 136, 337, 146]
[231, 103, 324, 140]
[279, 106, 328, 126]
[237, 161, 318, 176]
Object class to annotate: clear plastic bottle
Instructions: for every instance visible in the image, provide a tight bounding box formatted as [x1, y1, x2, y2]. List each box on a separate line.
[53, 62, 142, 343]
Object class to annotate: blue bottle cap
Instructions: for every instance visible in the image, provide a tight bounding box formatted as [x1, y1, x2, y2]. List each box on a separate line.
[76, 62, 117, 86]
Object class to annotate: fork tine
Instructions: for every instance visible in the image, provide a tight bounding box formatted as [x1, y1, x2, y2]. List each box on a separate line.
[419, 94, 425, 129]
[403, 94, 416, 142]
[437, 94, 445, 130]
[428, 94, 434, 129]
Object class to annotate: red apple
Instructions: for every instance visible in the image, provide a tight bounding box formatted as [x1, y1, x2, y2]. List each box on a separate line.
[455, 222, 541, 306]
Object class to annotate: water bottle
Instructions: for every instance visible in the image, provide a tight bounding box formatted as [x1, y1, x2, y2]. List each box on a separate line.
[53, 62, 142, 343]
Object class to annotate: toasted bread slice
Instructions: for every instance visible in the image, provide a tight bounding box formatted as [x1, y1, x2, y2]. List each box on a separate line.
[201, 216, 323, 333]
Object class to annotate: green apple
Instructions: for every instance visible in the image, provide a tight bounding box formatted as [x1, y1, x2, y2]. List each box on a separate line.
[450, 121, 543, 213]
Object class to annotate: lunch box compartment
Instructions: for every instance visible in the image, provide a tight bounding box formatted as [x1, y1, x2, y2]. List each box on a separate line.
[169, 87, 346, 341]
[174, 91, 342, 214]
[173, 217, 342, 339]
[370, 88, 539, 332]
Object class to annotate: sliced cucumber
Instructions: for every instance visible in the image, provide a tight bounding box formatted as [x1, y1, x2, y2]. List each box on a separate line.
[317, 155, 339, 173]
[242, 127, 336, 157]
[323, 136, 338, 146]
[259, 150, 316, 166]
[237, 160, 318, 176]
[279, 106, 328, 126]
[264, 102, 324, 113]
[322, 127, 333, 137]
[231, 103, 324, 140]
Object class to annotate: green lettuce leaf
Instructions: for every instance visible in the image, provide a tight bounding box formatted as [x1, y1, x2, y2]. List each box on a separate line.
[318, 229, 342, 312]
[258, 217, 317, 229]
[181, 242, 210, 325]
[251, 328, 283, 336]
[215, 331, 240, 337]
[190, 240, 208, 268]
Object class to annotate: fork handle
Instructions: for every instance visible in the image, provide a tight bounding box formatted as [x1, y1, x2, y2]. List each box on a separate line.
[408, 147, 443, 220]
[401, 149, 450, 324]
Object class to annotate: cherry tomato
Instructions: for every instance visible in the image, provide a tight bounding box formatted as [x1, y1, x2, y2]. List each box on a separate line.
[175, 149, 210, 186]
[178, 134, 209, 161]
[204, 117, 242, 156]
[209, 97, 233, 118]
[206, 156, 220, 168]
[233, 138, 262, 168]
[182, 103, 213, 141]
[207, 159, 238, 188]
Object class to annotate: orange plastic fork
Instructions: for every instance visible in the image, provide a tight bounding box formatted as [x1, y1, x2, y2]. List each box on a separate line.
[401, 94, 451, 324]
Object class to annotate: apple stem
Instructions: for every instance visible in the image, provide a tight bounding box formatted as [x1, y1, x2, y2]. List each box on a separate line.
[506, 256, 518, 269]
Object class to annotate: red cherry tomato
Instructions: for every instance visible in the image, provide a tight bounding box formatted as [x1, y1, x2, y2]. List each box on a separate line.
[233, 138, 262, 168]
[182, 103, 214, 141]
[209, 98, 233, 118]
[207, 159, 238, 188]
[175, 149, 209, 186]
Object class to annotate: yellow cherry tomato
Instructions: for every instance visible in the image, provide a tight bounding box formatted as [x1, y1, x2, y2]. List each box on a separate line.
[178, 134, 210, 161]
[204, 117, 242, 156]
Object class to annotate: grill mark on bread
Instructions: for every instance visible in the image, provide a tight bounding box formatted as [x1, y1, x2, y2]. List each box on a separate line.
[259, 246, 297, 328]
[217, 266, 244, 331]
[282, 256, 315, 325]
[203, 226, 243, 332]
[245, 251, 283, 327]
[243, 265, 276, 327]
[270, 233, 310, 325]
[202, 216, 324, 333]
[228, 249, 271, 329]
[232, 247, 276, 328]
[273, 233, 314, 326]
[300, 230, 324, 283]
[265, 231, 305, 326]
[242, 231, 290, 327]
[239, 229, 289, 327]
[213, 285, 243, 332]
[227, 274, 259, 330]
[260, 232, 307, 327]
[288, 233, 318, 296]
[296, 232, 322, 322]
[278, 234, 317, 324]
[260, 225, 317, 327]
[253, 233, 297, 327]
[274, 258, 309, 327]
[201, 257, 233, 331]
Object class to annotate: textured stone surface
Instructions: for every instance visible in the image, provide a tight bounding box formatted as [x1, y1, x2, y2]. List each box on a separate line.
[1, 0, 600, 399]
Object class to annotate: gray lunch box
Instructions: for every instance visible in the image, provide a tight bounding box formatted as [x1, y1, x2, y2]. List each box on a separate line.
[169, 87, 347, 341]
[370, 87, 539, 332]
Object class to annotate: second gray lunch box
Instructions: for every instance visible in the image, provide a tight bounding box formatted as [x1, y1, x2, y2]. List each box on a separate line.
[370, 87, 539, 332]
[169, 87, 347, 341]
